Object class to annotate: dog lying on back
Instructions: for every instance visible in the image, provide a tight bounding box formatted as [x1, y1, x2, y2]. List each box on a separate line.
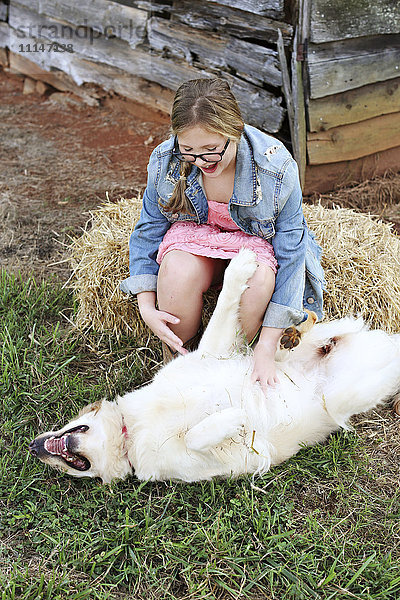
[30, 250, 400, 483]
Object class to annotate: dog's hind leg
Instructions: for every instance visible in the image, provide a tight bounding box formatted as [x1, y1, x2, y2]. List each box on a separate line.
[198, 249, 258, 357]
[185, 408, 246, 452]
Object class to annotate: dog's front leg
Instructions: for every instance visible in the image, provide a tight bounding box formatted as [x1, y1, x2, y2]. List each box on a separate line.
[198, 249, 258, 357]
[185, 407, 246, 452]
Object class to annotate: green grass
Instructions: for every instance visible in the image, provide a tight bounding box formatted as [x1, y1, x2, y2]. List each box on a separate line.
[1, 270, 399, 599]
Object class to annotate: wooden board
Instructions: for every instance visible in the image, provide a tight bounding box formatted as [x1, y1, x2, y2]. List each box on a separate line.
[148, 17, 282, 88]
[291, 31, 307, 187]
[206, 0, 285, 20]
[9, 50, 175, 112]
[6, 12, 285, 132]
[170, 0, 293, 46]
[308, 34, 400, 98]
[8, 51, 100, 105]
[0, 1, 8, 22]
[304, 145, 400, 194]
[307, 112, 400, 164]
[0, 46, 8, 66]
[308, 78, 400, 132]
[11, 0, 147, 47]
[310, 0, 400, 44]
[0, 21, 9, 47]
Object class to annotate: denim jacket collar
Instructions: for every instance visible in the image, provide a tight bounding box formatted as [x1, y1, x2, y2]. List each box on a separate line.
[231, 132, 259, 207]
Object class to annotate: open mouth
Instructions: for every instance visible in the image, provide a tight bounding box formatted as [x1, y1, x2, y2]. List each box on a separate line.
[43, 425, 91, 471]
[201, 162, 218, 174]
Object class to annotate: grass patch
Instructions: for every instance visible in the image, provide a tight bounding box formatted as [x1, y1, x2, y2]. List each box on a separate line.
[1, 270, 399, 599]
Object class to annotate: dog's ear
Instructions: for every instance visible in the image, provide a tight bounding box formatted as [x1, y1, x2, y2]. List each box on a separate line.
[317, 336, 340, 357]
[78, 400, 103, 417]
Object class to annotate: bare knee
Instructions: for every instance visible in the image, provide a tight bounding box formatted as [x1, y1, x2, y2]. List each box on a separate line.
[244, 263, 275, 298]
[240, 263, 276, 339]
[158, 251, 215, 296]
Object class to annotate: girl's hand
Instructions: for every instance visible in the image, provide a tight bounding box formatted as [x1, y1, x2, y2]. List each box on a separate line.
[250, 326, 283, 394]
[141, 305, 187, 354]
[251, 341, 280, 394]
[137, 291, 187, 355]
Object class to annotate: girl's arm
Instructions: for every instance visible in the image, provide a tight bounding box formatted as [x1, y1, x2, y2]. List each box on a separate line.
[120, 148, 171, 297]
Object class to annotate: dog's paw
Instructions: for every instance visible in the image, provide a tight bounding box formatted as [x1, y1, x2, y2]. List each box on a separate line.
[280, 310, 318, 350]
[218, 407, 246, 438]
[280, 326, 301, 350]
[224, 249, 258, 292]
[185, 408, 246, 452]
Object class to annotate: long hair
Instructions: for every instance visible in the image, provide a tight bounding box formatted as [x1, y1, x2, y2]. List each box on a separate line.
[165, 78, 244, 214]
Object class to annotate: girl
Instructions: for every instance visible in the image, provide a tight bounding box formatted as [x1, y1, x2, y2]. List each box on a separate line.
[121, 78, 325, 389]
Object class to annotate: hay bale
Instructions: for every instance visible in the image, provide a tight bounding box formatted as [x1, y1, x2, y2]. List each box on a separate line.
[303, 203, 400, 333]
[70, 196, 400, 342]
[70, 196, 143, 340]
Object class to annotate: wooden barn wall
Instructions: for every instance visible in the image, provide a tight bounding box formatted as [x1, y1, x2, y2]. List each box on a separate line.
[0, 0, 294, 135]
[304, 0, 400, 192]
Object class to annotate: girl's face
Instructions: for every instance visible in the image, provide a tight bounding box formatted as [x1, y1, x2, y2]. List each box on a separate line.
[177, 126, 237, 178]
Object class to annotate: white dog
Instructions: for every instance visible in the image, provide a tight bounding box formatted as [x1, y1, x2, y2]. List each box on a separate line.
[29, 250, 400, 483]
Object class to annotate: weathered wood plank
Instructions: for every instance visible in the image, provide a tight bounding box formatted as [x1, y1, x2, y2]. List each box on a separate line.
[126, 1, 174, 13]
[224, 37, 282, 87]
[277, 29, 294, 143]
[7, 6, 201, 87]
[291, 27, 307, 187]
[170, 0, 293, 46]
[8, 51, 100, 104]
[148, 17, 282, 88]
[304, 145, 400, 194]
[206, 0, 284, 20]
[11, 0, 147, 47]
[0, 1, 8, 22]
[300, 0, 311, 45]
[0, 47, 8, 66]
[0, 21, 9, 47]
[308, 35, 400, 98]
[308, 78, 400, 132]
[11, 0, 39, 9]
[307, 112, 400, 164]
[9, 49, 175, 112]
[310, 0, 400, 44]
[6, 13, 285, 132]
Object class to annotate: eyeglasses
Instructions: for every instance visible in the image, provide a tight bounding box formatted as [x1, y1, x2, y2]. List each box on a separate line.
[172, 137, 230, 163]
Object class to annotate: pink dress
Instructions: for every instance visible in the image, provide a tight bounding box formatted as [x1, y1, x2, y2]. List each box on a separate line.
[156, 200, 277, 272]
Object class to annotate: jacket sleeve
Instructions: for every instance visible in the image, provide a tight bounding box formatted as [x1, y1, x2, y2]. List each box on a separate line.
[262, 159, 307, 329]
[120, 150, 171, 296]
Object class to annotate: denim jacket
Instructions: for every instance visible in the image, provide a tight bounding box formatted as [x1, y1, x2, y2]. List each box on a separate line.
[120, 124, 326, 329]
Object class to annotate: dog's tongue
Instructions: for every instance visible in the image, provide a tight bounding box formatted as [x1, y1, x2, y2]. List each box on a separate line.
[44, 436, 66, 455]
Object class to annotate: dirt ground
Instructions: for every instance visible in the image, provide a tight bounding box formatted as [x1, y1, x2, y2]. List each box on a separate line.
[0, 68, 170, 280]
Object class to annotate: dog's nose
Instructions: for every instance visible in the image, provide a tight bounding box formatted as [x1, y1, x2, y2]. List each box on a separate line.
[29, 439, 39, 456]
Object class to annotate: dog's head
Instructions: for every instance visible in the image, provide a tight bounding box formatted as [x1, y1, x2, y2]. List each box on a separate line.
[29, 400, 132, 483]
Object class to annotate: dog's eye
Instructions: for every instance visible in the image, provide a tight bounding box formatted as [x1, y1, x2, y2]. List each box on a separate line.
[65, 425, 89, 435]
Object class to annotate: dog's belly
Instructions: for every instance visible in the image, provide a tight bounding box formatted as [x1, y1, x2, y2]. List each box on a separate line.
[122, 354, 333, 482]
[123, 356, 264, 481]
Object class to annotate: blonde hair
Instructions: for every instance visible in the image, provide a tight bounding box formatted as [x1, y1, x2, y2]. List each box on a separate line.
[166, 78, 244, 214]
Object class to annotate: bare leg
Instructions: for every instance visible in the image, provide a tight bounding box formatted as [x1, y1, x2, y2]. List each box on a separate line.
[239, 262, 276, 342]
[157, 250, 226, 343]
